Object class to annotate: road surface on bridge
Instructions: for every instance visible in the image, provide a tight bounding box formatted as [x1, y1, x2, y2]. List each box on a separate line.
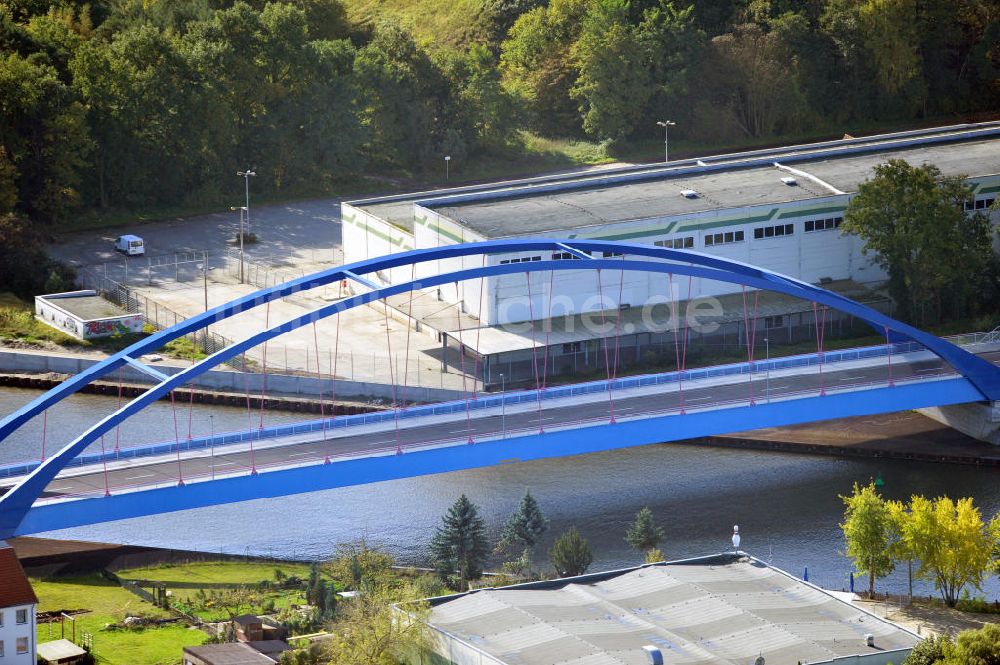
[6, 348, 998, 502]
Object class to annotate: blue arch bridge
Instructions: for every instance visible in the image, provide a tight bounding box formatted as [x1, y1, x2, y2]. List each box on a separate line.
[1, 239, 999, 539]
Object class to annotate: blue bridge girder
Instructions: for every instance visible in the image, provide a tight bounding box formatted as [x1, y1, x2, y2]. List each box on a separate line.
[1, 238, 998, 538]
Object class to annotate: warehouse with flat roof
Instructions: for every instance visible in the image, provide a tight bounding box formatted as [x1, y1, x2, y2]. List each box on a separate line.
[416, 553, 921, 665]
[343, 123, 1000, 383]
[344, 122, 1000, 328]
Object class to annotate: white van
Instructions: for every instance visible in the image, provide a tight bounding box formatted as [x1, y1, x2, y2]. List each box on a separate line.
[114, 234, 145, 256]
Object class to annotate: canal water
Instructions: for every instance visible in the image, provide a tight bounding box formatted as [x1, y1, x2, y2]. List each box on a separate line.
[3, 386, 999, 598]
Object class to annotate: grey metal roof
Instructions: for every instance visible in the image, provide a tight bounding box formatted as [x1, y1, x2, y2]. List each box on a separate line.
[431, 135, 1000, 238]
[425, 554, 919, 665]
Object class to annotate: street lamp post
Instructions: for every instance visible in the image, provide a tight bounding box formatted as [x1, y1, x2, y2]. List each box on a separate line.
[237, 168, 256, 236]
[231, 205, 247, 284]
[500, 373, 506, 439]
[445, 155, 451, 182]
[656, 120, 676, 163]
[764, 337, 770, 403]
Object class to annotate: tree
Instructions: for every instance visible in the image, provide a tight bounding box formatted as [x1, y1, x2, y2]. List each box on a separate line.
[499, 490, 549, 552]
[327, 539, 394, 592]
[429, 494, 489, 590]
[902, 495, 1000, 607]
[901, 633, 951, 665]
[211, 586, 262, 642]
[842, 159, 999, 325]
[840, 481, 897, 597]
[323, 581, 430, 665]
[625, 506, 665, 555]
[940, 623, 1000, 664]
[549, 527, 592, 577]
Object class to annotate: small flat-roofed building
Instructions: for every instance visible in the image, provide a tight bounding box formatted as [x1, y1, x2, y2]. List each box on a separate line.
[417, 553, 920, 665]
[0, 541, 38, 665]
[34, 290, 144, 340]
[182, 642, 277, 665]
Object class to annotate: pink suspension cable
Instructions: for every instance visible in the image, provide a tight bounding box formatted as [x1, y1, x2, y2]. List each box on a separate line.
[595, 269, 617, 423]
[328, 314, 341, 464]
[812, 302, 827, 395]
[114, 367, 123, 453]
[257, 302, 271, 431]
[98, 434, 111, 497]
[187, 387, 195, 441]
[312, 323, 328, 450]
[526, 271, 543, 433]
[382, 301, 403, 455]
[40, 410, 47, 462]
[611, 263, 625, 384]
[680, 275, 694, 414]
[885, 326, 895, 387]
[669, 273, 685, 414]
[455, 285, 474, 443]
[541, 270, 555, 390]
[472, 255, 487, 397]
[169, 390, 185, 485]
[401, 263, 416, 409]
[740, 285, 756, 405]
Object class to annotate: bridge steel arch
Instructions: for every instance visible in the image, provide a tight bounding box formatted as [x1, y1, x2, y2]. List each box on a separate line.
[1, 238, 998, 537]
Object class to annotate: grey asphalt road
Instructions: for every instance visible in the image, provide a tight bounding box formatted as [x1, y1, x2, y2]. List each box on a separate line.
[15, 350, 997, 501]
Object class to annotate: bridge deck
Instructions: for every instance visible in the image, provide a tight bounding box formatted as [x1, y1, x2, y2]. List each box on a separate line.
[7, 344, 997, 505]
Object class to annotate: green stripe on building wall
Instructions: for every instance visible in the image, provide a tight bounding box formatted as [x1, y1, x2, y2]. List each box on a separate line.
[777, 205, 845, 220]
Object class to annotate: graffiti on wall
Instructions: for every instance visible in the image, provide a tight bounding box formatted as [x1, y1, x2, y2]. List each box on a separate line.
[83, 315, 143, 339]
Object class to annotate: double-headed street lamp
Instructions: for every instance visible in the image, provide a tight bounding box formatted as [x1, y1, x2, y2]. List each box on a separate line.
[656, 120, 676, 163]
[237, 169, 256, 235]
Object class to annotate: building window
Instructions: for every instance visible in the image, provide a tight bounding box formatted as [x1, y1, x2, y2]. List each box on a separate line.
[753, 223, 795, 239]
[15, 609, 27, 624]
[763, 315, 785, 329]
[0, 609, 4, 626]
[804, 217, 843, 232]
[551, 252, 582, 260]
[0, 639, 4, 657]
[704, 230, 745, 247]
[499, 256, 542, 265]
[16, 637, 28, 654]
[562, 342, 582, 354]
[601, 250, 623, 258]
[655, 237, 694, 249]
[965, 197, 996, 211]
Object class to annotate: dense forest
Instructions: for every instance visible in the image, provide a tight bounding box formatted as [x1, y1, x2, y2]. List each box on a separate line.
[0, 0, 998, 228]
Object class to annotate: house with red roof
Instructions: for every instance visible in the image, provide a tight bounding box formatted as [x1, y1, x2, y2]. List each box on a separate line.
[0, 542, 37, 664]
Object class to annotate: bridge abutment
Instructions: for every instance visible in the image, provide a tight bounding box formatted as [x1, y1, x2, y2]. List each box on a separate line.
[918, 401, 1000, 446]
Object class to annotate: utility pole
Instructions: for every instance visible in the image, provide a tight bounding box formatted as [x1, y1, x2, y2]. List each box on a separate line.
[237, 169, 256, 235]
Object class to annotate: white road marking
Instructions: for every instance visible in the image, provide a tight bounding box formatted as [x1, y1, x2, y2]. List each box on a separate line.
[125, 473, 156, 480]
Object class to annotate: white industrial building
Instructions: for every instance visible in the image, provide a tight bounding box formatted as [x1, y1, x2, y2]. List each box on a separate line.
[343, 123, 1000, 327]
[342, 123, 1000, 384]
[415, 552, 921, 665]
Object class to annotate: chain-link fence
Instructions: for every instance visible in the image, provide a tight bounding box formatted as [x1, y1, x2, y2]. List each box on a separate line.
[77, 264, 252, 372]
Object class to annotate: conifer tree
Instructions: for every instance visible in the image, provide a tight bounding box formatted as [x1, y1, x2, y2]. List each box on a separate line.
[625, 507, 665, 555]
[549, 527, 593, 577]
[429, 494, 489, 590]
[500, 490, 549, 551]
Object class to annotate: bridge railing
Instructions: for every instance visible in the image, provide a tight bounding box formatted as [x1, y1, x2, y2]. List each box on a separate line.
[2, 336, 977, 480]
[28, 366, 964, 503]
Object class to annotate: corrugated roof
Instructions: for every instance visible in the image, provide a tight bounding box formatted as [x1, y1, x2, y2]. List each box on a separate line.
[0, 542, 37, 607]
[426, 554, 919, 665]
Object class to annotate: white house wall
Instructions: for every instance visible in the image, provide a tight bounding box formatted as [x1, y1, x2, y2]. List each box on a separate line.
[0, 603, 36, 665]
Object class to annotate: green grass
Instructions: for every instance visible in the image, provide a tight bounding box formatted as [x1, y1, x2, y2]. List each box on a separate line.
[32, 574, 208, 665]
[116, 561, 313, 586]
[0, 293, 87, 347]
[343, 0, 485, 48]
